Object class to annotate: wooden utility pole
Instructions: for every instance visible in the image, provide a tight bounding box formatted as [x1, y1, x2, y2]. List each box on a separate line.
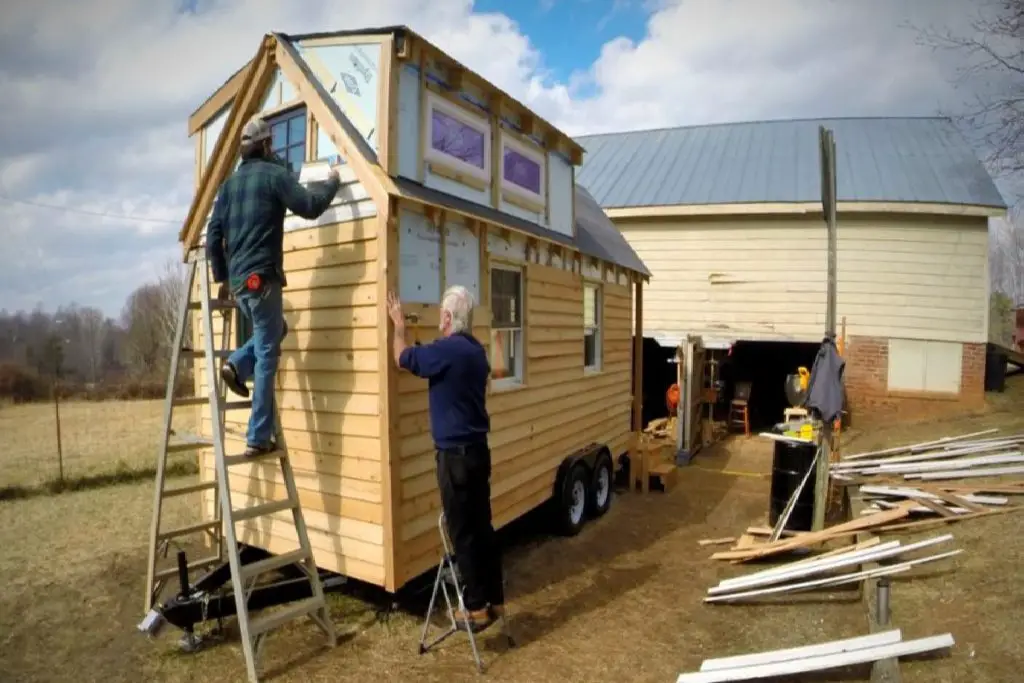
[812, 126, 838, 532]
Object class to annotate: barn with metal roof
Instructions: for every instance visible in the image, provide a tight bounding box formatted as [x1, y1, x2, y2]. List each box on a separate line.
[575, 116, 1008, 426]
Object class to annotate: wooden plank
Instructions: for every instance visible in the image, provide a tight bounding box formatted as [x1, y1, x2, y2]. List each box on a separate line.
[710, 503, 914, 562]
[379, 201, 401, 591]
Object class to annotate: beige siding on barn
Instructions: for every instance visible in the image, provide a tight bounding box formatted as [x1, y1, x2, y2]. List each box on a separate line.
[616, 212, 989, 345]
[617, 216, 827, 343]
[190, 217, 386, 586]
[835, 215, 989, 344]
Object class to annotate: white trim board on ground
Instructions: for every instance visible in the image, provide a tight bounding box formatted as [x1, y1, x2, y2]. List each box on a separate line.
[676, 632, 955, 682]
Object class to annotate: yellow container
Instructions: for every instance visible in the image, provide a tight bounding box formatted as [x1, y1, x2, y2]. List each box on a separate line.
[799, 423, 814, 440]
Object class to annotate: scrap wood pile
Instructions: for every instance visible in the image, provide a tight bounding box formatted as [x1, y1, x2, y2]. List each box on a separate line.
[698, 500, 962, 602]
[832, 428, 1024, 529]
[676, 629, 955, 682]
[643, 416, 677, 440]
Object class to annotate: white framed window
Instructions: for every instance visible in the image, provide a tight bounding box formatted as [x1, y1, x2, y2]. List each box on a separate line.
[423, 90, 491, 185]
[584, 282, 602, 372]
[499, 131, 545, 204]
[490, 264, 524, 388]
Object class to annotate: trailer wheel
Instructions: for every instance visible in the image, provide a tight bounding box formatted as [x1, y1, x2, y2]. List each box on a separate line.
[556, 462, 589, 536]
[587, 452, 613, 518]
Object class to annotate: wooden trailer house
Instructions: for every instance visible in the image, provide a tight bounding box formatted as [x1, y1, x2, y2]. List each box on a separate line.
[180, 26, 651, 592]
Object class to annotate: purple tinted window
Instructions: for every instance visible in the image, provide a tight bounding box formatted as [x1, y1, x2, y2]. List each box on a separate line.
[503, 146, 542, 195]
[431, 108, 485, 169]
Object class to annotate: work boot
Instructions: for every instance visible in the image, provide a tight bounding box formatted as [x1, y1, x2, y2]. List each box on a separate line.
[453, 607, 494, 633]
[220, 361, 250, 398]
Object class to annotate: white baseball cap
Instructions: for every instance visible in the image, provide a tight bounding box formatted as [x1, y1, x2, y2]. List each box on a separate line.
[241, 116, 271, 143]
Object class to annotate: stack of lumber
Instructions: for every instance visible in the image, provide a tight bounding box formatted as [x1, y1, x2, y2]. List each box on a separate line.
[829, 428, 1024, 530]
[675, 629, 954, 682]
[703, 532, 960, 603]
[832, 428, 1024, 485]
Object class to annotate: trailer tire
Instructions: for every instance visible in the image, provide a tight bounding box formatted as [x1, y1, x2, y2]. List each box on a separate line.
[587, 451, 613, 518]
[556, 462, 589, 536]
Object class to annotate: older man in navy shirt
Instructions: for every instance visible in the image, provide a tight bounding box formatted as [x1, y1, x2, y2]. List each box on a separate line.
[387, 285, 503, 632]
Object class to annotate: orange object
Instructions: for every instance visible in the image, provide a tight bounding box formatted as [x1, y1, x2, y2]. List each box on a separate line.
[666, 383, 680, 414]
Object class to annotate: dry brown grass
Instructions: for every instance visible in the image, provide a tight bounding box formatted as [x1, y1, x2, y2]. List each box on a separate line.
[0, 399, 197, 489]
[0, 377, 1021, 683]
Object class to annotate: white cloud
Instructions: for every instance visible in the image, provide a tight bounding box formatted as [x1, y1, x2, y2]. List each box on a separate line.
[0, 0, 1013, 317]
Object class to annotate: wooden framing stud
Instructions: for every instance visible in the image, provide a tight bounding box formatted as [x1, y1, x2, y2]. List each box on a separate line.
[521, 110, 536, 136]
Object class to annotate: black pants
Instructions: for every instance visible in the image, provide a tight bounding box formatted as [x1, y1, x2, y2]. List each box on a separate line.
[436, 442, 504, 611]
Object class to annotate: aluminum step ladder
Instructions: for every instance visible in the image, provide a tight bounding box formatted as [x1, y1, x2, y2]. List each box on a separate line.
[418, 512, 515, 672]
[143, 250, 335, 682]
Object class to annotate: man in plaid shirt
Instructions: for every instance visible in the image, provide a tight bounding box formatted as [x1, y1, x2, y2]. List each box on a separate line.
[206, 115, 341, 456]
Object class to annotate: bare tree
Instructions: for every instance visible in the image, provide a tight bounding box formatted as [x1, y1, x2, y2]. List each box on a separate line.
[916, 0, 1023, 176]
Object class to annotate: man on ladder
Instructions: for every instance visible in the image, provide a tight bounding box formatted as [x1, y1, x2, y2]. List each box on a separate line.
[387, 287, 508, 635]
[206, 115, 341, 456]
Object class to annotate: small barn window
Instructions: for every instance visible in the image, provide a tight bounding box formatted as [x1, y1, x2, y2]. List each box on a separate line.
[268, 106, 307, 176]
[584, 282, 602, 372]
[423, 91, 491, 185]
[490, 265, 524, 388]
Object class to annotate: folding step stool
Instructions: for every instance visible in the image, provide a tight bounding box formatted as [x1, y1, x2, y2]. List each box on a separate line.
[142, 250, 336, 683]
[418, 512, 515, 672]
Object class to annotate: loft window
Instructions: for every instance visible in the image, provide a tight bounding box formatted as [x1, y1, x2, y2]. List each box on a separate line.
[501, 132, 545, 201]
[423, 90, 491, 184]
[268, 107, 307, 175]
[490, 265, 524, 388]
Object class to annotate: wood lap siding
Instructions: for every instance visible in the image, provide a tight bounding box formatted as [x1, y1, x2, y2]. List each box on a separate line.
[394, 261, 634, 585]
[190, 218, 387, 585]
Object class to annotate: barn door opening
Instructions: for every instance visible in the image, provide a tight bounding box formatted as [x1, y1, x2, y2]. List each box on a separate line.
[720, 341, 821, 433]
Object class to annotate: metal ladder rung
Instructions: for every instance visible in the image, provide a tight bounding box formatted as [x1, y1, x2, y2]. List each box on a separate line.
[232, 498, 296, 523]
[224, 449, 283, 467]
[162, 480, 217, 497]
[173, 397, 209, 407]
[183, 349, 232, 360]
[189, 299, 235, 310]
[248, 596, 325, 637]
[167, 437, 214, 452]
[157, 520, 219, 541]
[239, 549, 311, 581]
[154, 553, 222, 581]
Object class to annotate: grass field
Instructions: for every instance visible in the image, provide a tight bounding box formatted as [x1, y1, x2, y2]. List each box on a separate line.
[0, 378, 1022, 682]
[1, 399, 197, 490]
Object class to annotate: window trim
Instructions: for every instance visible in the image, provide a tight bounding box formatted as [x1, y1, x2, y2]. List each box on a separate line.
[500, 130, 546, 204]
[423, 90, 492, 185]
[583, 280, 602, 374]
[489, 262, 525, 391]
[267, 105, 308, 176]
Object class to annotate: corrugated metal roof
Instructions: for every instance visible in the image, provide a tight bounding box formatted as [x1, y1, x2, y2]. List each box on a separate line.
[575, 116, 1007, 210]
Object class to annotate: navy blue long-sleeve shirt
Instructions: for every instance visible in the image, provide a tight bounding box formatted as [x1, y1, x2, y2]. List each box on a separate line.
[399, 332, 491, 449]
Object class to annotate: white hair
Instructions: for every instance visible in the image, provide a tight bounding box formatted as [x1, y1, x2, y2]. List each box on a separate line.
[440, 285, 474, 333]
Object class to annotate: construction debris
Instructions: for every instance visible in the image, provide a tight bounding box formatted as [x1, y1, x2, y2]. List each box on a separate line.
[675, 629, 955, 682]
[704, 533, 959, 602]
[643, 416, 678, 439]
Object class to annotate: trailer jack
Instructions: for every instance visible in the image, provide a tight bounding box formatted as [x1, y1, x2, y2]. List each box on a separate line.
[137, 546, 347, 653]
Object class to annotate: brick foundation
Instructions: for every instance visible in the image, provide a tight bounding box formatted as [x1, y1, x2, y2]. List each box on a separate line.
[843, 336, 986, 425]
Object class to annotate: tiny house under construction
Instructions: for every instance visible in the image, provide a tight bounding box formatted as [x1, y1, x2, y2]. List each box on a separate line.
[180, 26, 651, 592]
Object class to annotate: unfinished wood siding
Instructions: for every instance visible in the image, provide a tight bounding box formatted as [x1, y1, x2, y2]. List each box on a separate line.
[835, 215, 989, 344]
[190, 217, 386, 585]
[394, 263, 634, 586]
[617, 217, 826, 343]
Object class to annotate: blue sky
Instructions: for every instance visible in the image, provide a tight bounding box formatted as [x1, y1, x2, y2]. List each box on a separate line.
[0, 0, 1020, 317]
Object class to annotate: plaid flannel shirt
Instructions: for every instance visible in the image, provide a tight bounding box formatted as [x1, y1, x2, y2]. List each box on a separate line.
[206, 156, 341, 293]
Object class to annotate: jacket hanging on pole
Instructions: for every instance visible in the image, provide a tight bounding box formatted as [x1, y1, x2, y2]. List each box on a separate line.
[804, 334, 845, 423]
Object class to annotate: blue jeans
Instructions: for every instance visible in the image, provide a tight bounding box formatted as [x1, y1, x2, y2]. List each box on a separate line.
[228, 281, 284, 446]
